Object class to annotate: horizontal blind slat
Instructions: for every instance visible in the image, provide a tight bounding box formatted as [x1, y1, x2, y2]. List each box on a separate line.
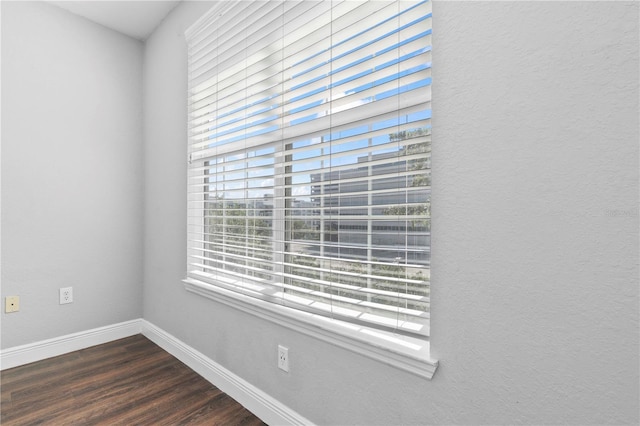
[186, 0, 432, 338]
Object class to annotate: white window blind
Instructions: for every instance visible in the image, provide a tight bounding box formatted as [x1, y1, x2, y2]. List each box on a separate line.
[185, 0, 432, 339]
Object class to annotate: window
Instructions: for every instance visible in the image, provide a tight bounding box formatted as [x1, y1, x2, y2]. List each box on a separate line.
[185, 0, 436, 378]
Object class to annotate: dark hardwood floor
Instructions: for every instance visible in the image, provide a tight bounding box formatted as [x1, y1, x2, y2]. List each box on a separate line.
[1, 335, 267, 425]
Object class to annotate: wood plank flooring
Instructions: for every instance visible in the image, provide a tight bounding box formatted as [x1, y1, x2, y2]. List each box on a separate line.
[1, 335, 267, 425]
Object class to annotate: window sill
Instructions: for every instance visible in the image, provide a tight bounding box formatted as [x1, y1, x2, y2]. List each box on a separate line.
[183, 278, 438, 379]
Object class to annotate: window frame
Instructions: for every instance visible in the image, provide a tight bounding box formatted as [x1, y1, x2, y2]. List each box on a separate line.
[184, 0, 437, 379]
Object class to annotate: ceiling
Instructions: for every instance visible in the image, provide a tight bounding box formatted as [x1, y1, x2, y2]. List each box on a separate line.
[48, 1, 182, 41]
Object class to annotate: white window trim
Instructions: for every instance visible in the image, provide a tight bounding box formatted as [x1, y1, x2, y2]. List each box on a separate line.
[184, 0, 437, 380]
[183, 278, 438, 379]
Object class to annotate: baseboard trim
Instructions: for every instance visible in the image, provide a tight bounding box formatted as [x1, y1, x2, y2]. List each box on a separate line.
[141, 320, 313, 426]
[0, 319, 142, 370]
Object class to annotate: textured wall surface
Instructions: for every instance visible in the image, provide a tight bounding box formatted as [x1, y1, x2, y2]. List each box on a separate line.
[1, 2, 144, 348]
[143, 1, 638, 424]
[430, 2, 639, 424]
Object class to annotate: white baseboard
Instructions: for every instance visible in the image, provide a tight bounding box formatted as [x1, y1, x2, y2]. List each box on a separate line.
[0, 319, 142, 370]
[141, 320, 313, 426]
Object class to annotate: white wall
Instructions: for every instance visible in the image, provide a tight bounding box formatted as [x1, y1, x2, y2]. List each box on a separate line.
[143, 1, 639, 424]
[1, 1, 144, 348]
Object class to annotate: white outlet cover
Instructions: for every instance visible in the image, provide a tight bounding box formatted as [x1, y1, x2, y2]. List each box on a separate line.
[59, 287, 73, 304]
[278, 345, 289, 372]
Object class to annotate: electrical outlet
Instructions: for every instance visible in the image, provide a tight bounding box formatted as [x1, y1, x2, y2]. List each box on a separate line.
[59, 287, 73, 304]
[278, 345, 289, 372]
[5, 296, 20, 313]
